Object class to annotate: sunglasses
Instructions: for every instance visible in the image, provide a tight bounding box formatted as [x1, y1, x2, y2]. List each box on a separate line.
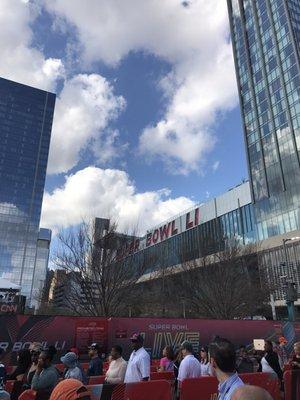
[200, 349, 206, 352]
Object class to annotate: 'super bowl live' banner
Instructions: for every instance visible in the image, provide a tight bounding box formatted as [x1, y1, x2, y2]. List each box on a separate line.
[0, 315, 300, 363]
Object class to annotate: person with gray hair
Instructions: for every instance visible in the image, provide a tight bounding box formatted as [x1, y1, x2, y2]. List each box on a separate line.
[60, 352, 83, 382]
[232, 385, 273, 400]
[177, 341, 201, 385]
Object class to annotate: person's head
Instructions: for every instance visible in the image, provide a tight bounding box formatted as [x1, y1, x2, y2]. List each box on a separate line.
[29, 343, 43, 365]
[175, 348, 183, 363]
[293, 341, 300, 356]
[17, 349, 32, 369]
[209, 338, 236, 378]
[279, 336, 287, 347]
[47, 346, 57, 362]
[37, 350, 53, 370]
[130, 333, 144, 351]
[163, 346, 174, 360]
[61, 352, 77, 369]
[181, 341, 193, 358]
[232, 385, 272, 400]
[49, 379, 91, 400]
[111, 345, 122, 360]
[88, 343, 100, 358]
[200, 346, 209, 362]
[239, 345, 247, 358]
[264, 340, 273, 353]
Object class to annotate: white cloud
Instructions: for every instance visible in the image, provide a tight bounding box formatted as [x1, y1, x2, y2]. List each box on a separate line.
[0, 0, 64, 91]
[212, 160, 220, 172]
[41, 166, 194, 234]
[47, 74, 126, 174]
[45, 0, 238, 174]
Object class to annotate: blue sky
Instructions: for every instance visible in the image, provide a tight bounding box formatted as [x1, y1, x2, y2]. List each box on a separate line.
[0, 0, 248, 234]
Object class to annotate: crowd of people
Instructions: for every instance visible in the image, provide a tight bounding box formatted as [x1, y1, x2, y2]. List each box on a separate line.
[0, 334, 299, 400]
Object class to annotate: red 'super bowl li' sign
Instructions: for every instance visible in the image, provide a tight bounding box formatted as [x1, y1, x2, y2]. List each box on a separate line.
[116, 207, 200, 260]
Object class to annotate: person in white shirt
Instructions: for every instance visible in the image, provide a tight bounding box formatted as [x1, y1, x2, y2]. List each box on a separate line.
[105, 346, 127, 384]
[124, 333, 150, 383]
[178, 341, 201, 386]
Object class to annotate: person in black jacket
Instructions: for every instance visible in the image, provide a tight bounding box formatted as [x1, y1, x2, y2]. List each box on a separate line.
[8, 349, 31, 381]
[236, 346, 254, 374]
[87, 344, 103, 377]
[261, 341, 282, 380]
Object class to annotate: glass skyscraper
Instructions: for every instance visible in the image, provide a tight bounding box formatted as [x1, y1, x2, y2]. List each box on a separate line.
[0, 77, 55, 305]
[227, 0, 300, 240]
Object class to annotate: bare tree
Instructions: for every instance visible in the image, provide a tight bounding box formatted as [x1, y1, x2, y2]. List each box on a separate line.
[170, 240, 271, 319]
[52, 220, 146, 317]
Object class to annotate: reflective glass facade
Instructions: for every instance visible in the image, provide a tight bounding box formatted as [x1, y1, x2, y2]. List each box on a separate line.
[227, 0, 300, 240]
[120, 186, 255, 274]
[0, 77, 55, 304]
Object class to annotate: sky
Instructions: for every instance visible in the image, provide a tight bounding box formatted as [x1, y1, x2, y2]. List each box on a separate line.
[0, 0, 248, 235]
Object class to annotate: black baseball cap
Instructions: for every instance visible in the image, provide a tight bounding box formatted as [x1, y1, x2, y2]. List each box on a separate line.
[88, 343, 100, 351]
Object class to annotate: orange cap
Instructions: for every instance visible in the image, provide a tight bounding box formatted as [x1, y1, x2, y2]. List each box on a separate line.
[50, 379, 90, 400]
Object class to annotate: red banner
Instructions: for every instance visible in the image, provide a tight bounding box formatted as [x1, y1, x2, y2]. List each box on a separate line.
[0, 315, 299, 364]
[107, 317, 300, 358]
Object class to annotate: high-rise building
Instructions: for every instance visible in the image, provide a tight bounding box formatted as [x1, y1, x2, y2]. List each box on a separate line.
[227, 0, 300, 240]
[0, 77, 55, 305]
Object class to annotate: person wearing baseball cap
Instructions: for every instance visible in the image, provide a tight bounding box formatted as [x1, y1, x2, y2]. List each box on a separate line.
[87, 344, 103, 377]
[124, 333, 150, 383]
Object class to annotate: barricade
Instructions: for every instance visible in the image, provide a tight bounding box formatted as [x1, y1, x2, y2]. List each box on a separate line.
[88, 375, 106, 385]
[180, 373, 280, 400]
[86, 381, 171, 400]
[124, 380, 171, 400]
[150, 371, 174, 382]
[18, 390, 36, 400]
[180, 376, 218, 400]
[284, 369, 300, 400]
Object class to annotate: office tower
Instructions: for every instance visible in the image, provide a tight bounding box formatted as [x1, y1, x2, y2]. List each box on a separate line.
[227, 0, 300, 240]
[0, 77, 55, 304]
